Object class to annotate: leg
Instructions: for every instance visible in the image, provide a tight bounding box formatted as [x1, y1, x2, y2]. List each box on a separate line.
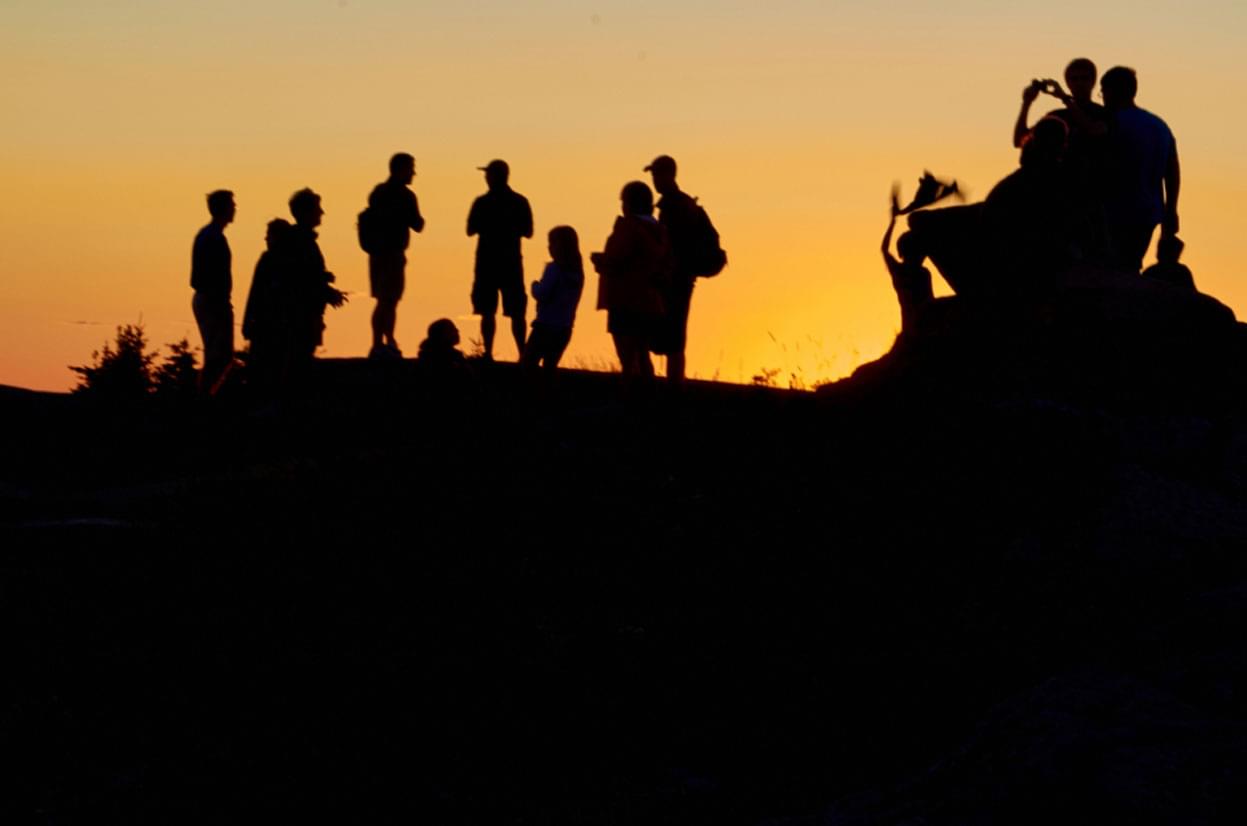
[480, 313, 496, 359]
[665, 277, 694, 384]
[544, 327, 571, 372]
[611, 333, 635, 374]
[371, 299, 397, 350]
[511, 315, 527, 359]
[521, 324, 544, 369]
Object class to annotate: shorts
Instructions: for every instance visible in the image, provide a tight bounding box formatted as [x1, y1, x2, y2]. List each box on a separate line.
[369, 250, 406, 302]
[472, 262, 527, 318]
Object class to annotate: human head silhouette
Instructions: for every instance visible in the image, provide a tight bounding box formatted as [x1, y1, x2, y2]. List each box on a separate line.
[426, 318, 460, 349]
[1021, 116, 1068, 168]
[1064, 58, 1097, 103]
[264, 218, 292, 250]
[620, 181, 654, 217]
[207, 190, 235, 226]
[289, 188, 323, 228]
[644, 155, 678, 195]
[548, 225, 582, 269]
[1100, 66, 1138, 110]
[1157, 235, 1185, 264]
[479, 159, 509, 190]
[896, 231, 925, 264]
[390, 153, 415, 185]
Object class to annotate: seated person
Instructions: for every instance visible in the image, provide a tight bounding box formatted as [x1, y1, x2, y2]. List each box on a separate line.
[1142, 236, 1196, 291]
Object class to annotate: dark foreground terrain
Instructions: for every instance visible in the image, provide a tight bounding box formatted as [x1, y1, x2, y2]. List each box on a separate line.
[5, 334, 1247, 823]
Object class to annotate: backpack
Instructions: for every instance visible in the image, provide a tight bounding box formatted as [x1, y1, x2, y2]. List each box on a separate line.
[688, 200, 728, 277]
[357, 206, 382, 255]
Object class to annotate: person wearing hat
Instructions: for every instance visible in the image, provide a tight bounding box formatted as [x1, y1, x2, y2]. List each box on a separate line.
[645, 154, 708, 384]
[466, 159, 534, 360]
[365, 152, 425, 359]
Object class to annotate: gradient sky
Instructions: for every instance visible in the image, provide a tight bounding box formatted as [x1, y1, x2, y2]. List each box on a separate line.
[3, 1, 1245, 391]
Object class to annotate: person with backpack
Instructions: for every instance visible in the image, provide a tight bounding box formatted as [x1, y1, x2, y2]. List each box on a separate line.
[359, 153, 425, 359]
[645, 155, 726, 384]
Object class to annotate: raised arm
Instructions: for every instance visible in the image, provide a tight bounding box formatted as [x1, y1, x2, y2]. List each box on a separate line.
[1013, 80, 1043, 148]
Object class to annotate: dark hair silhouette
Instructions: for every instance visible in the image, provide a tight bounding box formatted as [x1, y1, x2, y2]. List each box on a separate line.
[207, 190, 234, 219]
[1021, 116, 1069, 167]
[418, 318, 466, 365]
[548, 225, 583, 274]
[1101, 66, 1138, 105]
[896, 231, 925, 262]
[289, 188, 322, 223]
[621, 181, 654, 216]
[390, 153, 415, 176]
[1065, 57, 1096, 80]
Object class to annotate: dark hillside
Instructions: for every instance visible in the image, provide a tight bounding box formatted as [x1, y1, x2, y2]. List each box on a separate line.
[4, 337, 1247, 823]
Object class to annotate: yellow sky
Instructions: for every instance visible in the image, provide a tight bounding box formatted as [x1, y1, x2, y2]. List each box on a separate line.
[2, 1, 1245, 391]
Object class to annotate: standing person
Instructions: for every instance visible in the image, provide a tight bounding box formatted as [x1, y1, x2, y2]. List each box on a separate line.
[467, 160, 533, 361]
[645, 155, 725, 384]
[190, 190, 236, 395]
[363, 152, 425, 359]
[1100, 66, 1180, 271]
[522, 226, 584, 372]
[287, 188, 347, 365]
[242, 218, 294, 395]
[590, 181, 672, 378]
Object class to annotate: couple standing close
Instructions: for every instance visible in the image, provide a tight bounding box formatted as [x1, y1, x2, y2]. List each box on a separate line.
[592, 155, 726, 381]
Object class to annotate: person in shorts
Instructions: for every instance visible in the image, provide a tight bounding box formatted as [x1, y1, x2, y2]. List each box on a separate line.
[367, 152, 425, 358]
[467, 159, 533, 360]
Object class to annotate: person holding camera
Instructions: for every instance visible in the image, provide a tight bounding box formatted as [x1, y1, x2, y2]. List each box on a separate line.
[1012, 58, 1109, 167]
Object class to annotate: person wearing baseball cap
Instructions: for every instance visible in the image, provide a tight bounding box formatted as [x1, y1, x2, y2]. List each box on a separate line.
[645, 154, 725, 384]
[467, 159, 533, 360]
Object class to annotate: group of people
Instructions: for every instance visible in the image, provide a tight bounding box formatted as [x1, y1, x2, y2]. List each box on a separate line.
[189, 153, 725, 395]
[883, 60, 1192, 332]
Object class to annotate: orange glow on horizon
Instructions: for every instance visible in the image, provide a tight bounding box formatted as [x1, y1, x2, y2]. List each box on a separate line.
[3, 2, 1245, 392]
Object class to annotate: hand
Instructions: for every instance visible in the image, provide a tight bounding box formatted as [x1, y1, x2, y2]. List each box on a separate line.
[1022, 79, 1042, 104]
[326, 288, 347, 308]
[1042, 79, 1070, 103]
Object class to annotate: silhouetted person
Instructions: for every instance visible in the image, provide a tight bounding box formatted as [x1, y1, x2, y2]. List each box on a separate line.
[1013, 58, 1109, 166]
[982, 116, 1080, 287]
[365, 152, 425, 359]
[287, 188, 347, 365]
[882, 197, 933, 334]
[1101, 66, 1180, 271]
[242, 218, 295, 393]
[416, 318, 476, 397]
[1142, 235, 1196, 291]
[190, 189, 236, 395]
[591, 181, 672, 378]
[522, 226, 584, 372]
[467, 160, 533, 360]
[645, 155, 725, 384]
[417, 318, 468, 367]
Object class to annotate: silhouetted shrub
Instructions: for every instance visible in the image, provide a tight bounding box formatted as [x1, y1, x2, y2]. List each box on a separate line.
[151, 338, 199, 400]
[70, 323, 199, 401]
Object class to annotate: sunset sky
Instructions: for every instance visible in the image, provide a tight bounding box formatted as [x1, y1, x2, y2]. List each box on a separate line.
[3, 1, 1245, 391]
